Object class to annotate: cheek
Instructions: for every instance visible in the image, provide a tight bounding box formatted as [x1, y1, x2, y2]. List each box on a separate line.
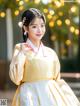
[30, 29, 37, 33]
[43, 27, 46, 33]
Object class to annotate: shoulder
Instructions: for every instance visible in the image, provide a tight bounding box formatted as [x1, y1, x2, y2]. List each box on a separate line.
[14, 43, 21, 50]
[45, 46, 56, 55]
[14, 42, 27, 49]
[14, 42, 33, 51]
[44, 46, 59, 59]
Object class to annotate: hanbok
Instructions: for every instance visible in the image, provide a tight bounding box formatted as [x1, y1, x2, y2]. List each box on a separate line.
[9, 39, 80, 106]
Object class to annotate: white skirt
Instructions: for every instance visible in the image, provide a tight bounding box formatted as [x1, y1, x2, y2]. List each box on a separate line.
[12, 79, 80, 106]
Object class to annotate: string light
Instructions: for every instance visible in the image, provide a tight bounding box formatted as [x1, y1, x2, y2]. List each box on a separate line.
[43, 8, 48, 13]
[41, 0, 52, 4]
[34, 0, 40, 4]
[58, 11, 63, 16]
[50, 35, 56, 41]
[65, 19, 70, 25]
[19, 0, 24, 6]
[47, 14, 52, 19]
[60, 0, 64, 6]
[54, 1, 61, 8]
[57, 20, 62, 26]
[75, 29, 79, 35]
[49, 21, 54, 27]
[70, 6, 76, 13]
[14, 10, 19, 16]
[70, 26, 75, 33]
[49, 10, 55, 15]
[65, 40, 71, 46]
[53, 15, 58, 21]
[19, 6, 24, 11]
[0, 12, 6, 18]
[25, 0, 29, 2]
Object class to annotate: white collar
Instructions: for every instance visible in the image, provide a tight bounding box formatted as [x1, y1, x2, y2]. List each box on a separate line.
[26, 38, 41, 53]
[26, 38, 47, 57]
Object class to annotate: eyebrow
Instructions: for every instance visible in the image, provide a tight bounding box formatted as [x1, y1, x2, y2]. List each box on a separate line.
[29, 23, 45, 26]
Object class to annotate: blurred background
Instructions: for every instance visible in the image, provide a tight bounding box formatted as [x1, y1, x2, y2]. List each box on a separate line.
[0, 0, 80, 105]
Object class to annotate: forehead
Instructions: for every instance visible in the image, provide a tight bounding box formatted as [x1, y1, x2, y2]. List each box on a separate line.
[30, 17, 45, 25]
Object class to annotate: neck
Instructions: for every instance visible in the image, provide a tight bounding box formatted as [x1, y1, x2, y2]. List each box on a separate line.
[27, 38, 41, 48]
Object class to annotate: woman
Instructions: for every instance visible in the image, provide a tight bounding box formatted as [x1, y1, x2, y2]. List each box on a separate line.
[9, 8, 80, 106]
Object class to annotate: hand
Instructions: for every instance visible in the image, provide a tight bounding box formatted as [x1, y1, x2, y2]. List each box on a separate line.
[20, 43, 32, 55]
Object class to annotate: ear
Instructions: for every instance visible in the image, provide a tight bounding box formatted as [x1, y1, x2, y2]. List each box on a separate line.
[23, 26, 28, 32]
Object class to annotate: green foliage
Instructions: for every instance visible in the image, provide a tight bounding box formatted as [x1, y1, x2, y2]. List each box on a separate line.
[0, 0, 18, 10]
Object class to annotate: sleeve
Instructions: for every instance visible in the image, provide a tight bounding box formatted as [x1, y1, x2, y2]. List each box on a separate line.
[9, 44, 26, 85]
[55, 55, 61, 80]
[53, 50, 61, 80]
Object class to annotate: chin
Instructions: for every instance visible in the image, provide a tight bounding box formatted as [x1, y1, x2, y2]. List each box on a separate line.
[38, 37, 43, 40]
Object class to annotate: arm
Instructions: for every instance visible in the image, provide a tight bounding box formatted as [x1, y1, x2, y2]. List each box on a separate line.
[53, 50, 61, 80]
[55, 56, 61, 80]
[9, 44, 26, 85]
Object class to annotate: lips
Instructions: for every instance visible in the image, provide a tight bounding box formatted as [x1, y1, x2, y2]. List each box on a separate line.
[36, 34, 42, 36]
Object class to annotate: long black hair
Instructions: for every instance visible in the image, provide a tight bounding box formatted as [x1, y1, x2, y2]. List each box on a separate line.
[21, 8, 46, 42]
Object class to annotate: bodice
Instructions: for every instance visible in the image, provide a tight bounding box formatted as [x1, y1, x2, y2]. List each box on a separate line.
[9, 42, 60, 85]
[22, 50, 57, 83]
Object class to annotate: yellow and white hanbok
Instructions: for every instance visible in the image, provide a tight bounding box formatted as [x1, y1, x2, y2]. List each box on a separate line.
[9, 39, 80, 106]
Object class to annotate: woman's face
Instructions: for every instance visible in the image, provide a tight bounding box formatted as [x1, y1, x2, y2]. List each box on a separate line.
[26, 17, 46, 42]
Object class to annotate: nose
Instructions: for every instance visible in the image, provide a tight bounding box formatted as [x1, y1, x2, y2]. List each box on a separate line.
[37, 26, 42, 33]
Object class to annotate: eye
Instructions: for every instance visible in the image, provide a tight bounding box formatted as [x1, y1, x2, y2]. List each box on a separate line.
[32, 25, 37, 28]
[41, 24, 45, 27]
